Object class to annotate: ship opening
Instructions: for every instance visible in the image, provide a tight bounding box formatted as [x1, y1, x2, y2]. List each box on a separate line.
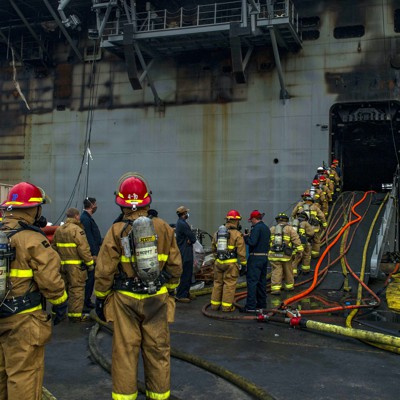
[330, 101, 400, 192]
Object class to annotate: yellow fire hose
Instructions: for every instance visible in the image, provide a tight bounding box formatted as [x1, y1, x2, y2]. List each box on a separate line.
[42, 387, 57, 400]
[254, 312, 400, 350]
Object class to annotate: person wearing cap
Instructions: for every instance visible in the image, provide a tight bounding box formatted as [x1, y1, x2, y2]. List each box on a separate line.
[175, 206, 197, 303]
[242, 210, 270, 312]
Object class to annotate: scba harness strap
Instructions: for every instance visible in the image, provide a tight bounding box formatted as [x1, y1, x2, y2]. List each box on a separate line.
[113, 269, 171, 295]
[0, 291, 42, 318]
[0, 222, 46, 316]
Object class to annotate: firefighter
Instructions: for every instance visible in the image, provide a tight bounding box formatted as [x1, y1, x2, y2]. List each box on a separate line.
[52, 208, 94, 322]
[330, 163, 342, 194]
[268, 213, 304, 294]
[311, 179, 328, 214]
[292, 192, 327, 258]
[0, 182, 67, 400]
[94, 172, 182, 400]
[314, 166, 325, 180]
[322, 170, 335, 202]
[318, 175, 332, 210]
[332, 158, 342, 178]
[210, 210, 247, 312]
[291, 212, 315, 275]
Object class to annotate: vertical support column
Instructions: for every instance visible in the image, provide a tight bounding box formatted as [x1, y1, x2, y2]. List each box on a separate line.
[230, 23, 246, 84]
[123, 24, 142, 90]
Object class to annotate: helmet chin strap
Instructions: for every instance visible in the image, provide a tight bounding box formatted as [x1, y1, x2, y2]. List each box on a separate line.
[34, 206, 42, 222]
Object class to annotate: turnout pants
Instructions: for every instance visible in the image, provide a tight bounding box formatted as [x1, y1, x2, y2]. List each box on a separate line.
[61, 263, 87, 317]
[211, 261, 239, 310]
[270, 259, 294, 292]
[301, 243, 312, 272]
[106, 291, 170, 400]
[0, 311, 52, 400]
[311, 229, 322, 258]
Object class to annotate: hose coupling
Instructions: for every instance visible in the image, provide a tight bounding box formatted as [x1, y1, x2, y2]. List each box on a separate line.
[290, 316, 302, 327]
[256, 314, 269, 322]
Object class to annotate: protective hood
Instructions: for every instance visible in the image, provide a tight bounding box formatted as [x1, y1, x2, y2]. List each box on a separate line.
[122, 205, 150, 219]
[2, 206, 39, 227]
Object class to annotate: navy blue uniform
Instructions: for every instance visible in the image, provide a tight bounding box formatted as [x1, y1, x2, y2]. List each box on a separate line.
[175, 217, 196, 299]
[244, 221, 271, 310]
[80, 210, 102, 307]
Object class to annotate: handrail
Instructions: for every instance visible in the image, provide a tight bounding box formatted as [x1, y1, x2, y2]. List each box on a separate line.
[100, 0, 299, 37]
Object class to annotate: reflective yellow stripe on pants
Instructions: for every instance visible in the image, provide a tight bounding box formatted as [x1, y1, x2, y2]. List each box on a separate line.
[112, 391, 138, 400]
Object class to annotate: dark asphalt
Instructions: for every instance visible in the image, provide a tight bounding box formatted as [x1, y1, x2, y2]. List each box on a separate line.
[43, 283, 400, 400]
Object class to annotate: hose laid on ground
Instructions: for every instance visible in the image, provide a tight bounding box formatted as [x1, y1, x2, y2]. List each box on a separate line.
[254, 312, 400, 349]
[283, 191, 375, 308]
[289, 318, 400, 349]
[88, 312, 277, 400]
[42, 387, 57, 400]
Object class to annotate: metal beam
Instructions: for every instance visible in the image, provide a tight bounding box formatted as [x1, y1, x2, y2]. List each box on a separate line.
[9, 0, 52, 61]
[247, 0, 260, 14]
[269, 26, 289, 100]
[266, 0, 289, 100]
[0, 29, 22, 62]
[124, 24, 142, 90]
[124, 23, 162, 106]
[133, 41, 162, 107]
[230, 32, 245, 83]
[229, 22, 253, 84]
[42, 0, 83, 62]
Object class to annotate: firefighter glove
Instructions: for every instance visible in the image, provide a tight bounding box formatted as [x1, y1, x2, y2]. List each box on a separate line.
[87, 264, 95, 272]
[240, 264, 247, 276]
[159, 269, 172, 285]
[52, 302, 68, 326]
[95, 298, 106, 322]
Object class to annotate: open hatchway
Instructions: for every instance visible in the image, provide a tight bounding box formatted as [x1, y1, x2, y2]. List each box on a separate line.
[330, 101, 400, 192]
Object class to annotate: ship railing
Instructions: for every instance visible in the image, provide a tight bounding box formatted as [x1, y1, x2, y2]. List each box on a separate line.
[370, 165, 400, 277]
[101, 0, 299, 37]
[135, 1, 242, 32]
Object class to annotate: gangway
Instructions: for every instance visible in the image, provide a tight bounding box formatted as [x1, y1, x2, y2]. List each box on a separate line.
[302, 169, 399, 292]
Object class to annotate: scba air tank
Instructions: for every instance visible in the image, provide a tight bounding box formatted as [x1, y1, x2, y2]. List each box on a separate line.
[292, 218, 300, 233]
[0, 231, 9, 301]
[132, 216, 160, 287]
[216, 225, 229, 259]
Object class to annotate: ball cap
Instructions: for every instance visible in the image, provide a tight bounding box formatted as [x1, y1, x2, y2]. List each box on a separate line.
[176, 205, 189, 214]
[248, 210, 265, 221]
